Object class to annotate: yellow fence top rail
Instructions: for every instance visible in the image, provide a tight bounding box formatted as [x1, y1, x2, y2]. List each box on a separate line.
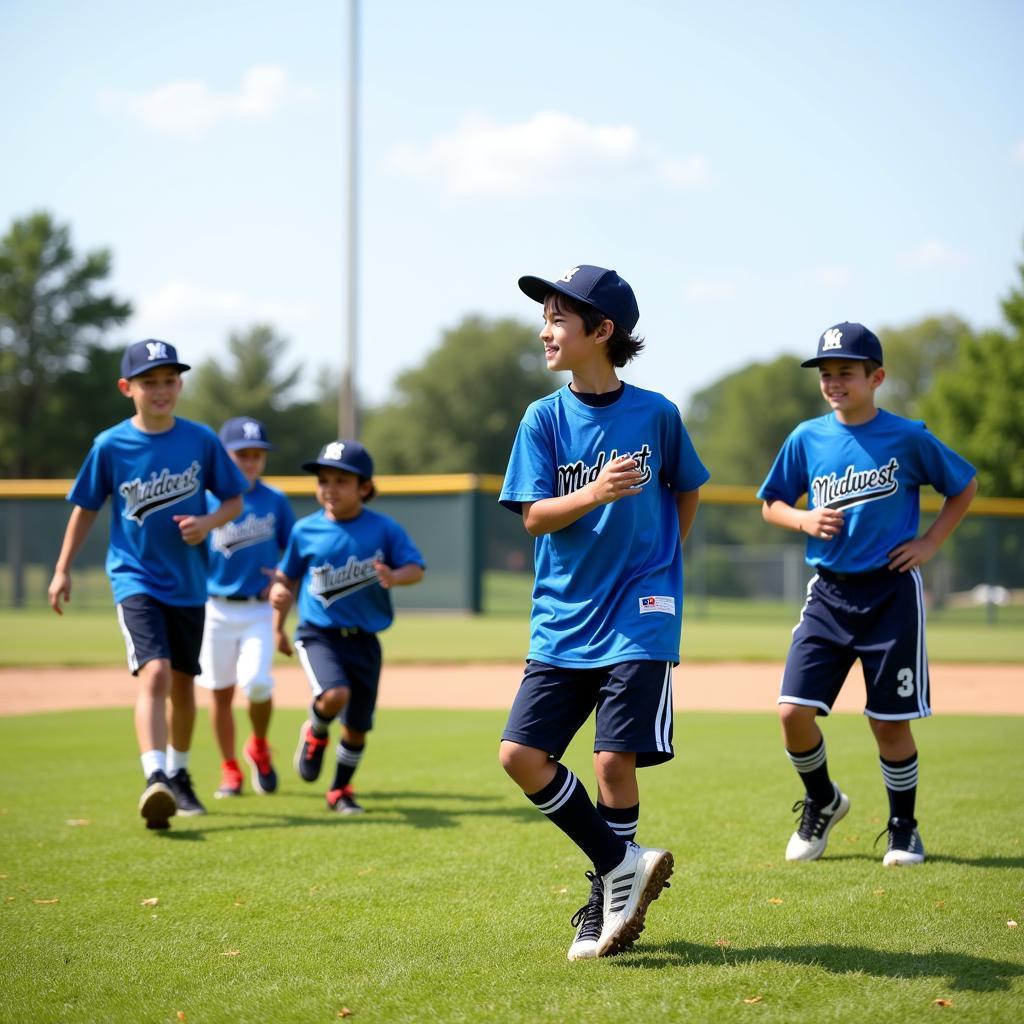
[2, 476, 1023, 516]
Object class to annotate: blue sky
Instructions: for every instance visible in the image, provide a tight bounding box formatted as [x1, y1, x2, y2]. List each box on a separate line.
[2, 0, 1022, 412]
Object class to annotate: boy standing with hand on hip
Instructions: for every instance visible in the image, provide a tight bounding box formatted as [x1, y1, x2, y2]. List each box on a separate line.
[198, 417, 295, 799]
[759, 322, 976, 866]
[48, 340, 246, 830]
[498, 265, 709, 960]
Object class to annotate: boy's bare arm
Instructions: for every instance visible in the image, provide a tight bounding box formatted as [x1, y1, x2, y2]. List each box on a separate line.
[48, 506, 99, 615]
[374, 561, 425, 589]
[888, 477, 978, 572]
[269, 573, 297, 655]
[173, 493, 244, 546]
[522, 455, 643, 536]
[675, 489, 701, 544]
[762, 498, 845, 541]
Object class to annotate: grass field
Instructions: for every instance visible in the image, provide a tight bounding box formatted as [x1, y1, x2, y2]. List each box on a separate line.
[1, 709, 1021, 1023]
[2, 599, 1022, 667]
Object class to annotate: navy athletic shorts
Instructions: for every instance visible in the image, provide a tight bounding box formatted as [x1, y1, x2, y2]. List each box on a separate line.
[294, 625, 382, 733]
[116, 593, 205, 677]
[780, 565, 931, 720]
[502, 659, 675, 767]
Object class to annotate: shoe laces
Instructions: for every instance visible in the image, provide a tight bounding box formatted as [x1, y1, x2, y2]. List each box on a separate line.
[874, 816, 917, 851]
[792, 796, 831, 840]
[303, 729, 329, 758]
[249, 740, 273, 773]
[570, 871, 604, 935]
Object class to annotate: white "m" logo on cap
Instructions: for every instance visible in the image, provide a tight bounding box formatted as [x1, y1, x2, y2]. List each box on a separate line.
[821, 328, 843, 351]
[242, 421, 261, 439]
[324, 442, 345, 461]
[559, 266, 581, 283]
[146, 342, 168, 361]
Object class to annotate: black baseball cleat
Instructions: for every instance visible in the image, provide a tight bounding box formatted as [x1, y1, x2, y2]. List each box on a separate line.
[139, 771, 176, 830]
[294, 721, 329, 782]
[168, 769, 207, 816]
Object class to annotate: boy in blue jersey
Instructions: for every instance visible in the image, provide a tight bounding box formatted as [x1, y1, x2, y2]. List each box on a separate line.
[759, 322, 976, 867]
[197, 417, 296, 799]
[270, 440, 425, 815]
[498, 265, 709, 961]
[48, 340, 246, 830]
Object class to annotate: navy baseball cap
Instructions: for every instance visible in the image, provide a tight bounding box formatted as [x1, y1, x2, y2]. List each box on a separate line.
[801, 322, 884, 367]
[301, 440, 374, 478]
[219, 416, 272, 451]
[518, 264, 640, 332]
[121, 339, 190, 379]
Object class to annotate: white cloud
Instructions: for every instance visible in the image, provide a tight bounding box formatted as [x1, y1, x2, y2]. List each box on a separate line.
[683, 278, 737, 302]
[813, 266, 852, 287]
[100, 66, 314, 140]
[1013, 140, 1024, 164]
[899, 240, 969, 269]
[132, 281, 316, 342]
[386, 111, 708, 198]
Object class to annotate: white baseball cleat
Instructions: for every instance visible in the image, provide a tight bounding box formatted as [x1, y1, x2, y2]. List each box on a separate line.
[785, 783, 849, 861]
[595, 842, 673, 957]
[567, 871, 604, 961]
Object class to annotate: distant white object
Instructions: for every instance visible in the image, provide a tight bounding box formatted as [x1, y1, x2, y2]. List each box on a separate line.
[971, 584, 1011, 606]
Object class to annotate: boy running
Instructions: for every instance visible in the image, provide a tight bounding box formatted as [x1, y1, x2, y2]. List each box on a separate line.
[759, 322, 977, 866]
[498, 265, 709, 960]
[48, 340, 246, 830]
[270, 440, 425, 815]
[198, 417, 295, 799]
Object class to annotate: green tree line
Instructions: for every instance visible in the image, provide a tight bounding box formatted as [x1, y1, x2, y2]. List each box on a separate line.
[2, 210, 1023, 500]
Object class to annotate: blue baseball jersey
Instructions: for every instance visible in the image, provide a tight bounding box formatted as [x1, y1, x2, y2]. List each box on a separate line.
[206, 481, 296, 598]
[758, 409, 976, 573]
[500, 383, 710, 669]
[68, 417, 247, 606]
[278, 507, 425, 633]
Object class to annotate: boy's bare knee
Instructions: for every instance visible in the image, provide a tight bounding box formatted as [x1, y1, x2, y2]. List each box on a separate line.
[594, 750, 633, 785]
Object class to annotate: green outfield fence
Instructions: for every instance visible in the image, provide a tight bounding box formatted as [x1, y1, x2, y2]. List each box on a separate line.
[1, 477, 1023, 616]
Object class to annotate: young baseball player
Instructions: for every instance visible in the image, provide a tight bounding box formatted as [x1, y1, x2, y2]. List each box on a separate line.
[269, 440, 425, 815]
[498, 264, 709, 961]
[759, 322, 977, 866]
[47, 339, 246, 830]
[197, 417, 296, 799]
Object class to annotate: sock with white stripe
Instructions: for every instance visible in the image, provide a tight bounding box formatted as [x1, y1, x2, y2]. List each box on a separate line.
[331, 741, 364, 790]
[880, 753, 918, 821]
[598, 802, 639, 843]
[786, 739, 834, 806]
[527, 763, 627, 876]
[309, 703, 332, 738]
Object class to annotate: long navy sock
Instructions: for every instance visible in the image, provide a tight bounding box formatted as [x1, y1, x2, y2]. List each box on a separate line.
[786, 739, 835, 806]
[880, 753, 918, 821]
[528, 764, 627, 876]
[332, 740, 364, 790]
[597, 801, 640, 843]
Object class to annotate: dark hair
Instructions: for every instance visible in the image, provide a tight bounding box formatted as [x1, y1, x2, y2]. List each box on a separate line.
[315, 469, 376, 502]
[545, 292, 644, 367]
[862, 359, 881, 376]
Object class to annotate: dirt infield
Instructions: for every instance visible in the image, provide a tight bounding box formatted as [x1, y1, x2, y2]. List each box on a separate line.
[0, 662, 1020, 716]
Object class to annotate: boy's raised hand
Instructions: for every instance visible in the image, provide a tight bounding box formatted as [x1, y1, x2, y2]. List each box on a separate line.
[590, 455, 644, 505]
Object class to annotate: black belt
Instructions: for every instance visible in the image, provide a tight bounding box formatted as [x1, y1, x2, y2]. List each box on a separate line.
[816, 565, 892, 583]
[221, 594, 267, 603]
[337, 626, 363, 637]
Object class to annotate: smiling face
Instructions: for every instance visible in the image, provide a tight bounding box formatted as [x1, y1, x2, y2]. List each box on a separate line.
[229, 447, 267, 486]
[315, 467, 372, 521]
[817, 359, 885, 425]
[118, 366, 183, 431]
[539, 294, 612, 376]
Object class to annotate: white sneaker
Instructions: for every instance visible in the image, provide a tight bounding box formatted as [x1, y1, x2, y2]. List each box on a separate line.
[567, 871, 603, 961]
[595, 842, 673, 957]
[880, 817, 926, 867]
[785, 784, 849, 862]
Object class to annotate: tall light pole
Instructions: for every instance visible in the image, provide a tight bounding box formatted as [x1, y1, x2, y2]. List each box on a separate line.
[339, 0, 359, 439]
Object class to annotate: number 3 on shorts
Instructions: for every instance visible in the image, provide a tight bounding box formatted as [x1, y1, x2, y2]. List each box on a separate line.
[896, 667, 915, 697]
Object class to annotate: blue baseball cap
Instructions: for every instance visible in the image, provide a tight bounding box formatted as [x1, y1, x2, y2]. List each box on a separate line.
[301, 440, 374, 478]
[802, 322, 884, 367]
[518, 264, 640, 332]
[219, 416, 272, 451]
[120, 339, 190, 379]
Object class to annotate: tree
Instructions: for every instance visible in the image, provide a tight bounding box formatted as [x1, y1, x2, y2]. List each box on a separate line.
[0, 211, 131, 476]
[875, 315, 973, 418]
[361, 316, 554, 474]
[176, 323, 336, 474]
